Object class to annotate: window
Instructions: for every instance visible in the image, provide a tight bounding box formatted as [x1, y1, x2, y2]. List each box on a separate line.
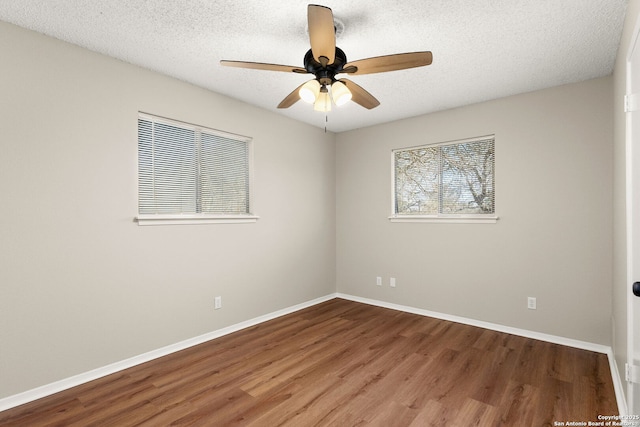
[391, 135, 496, 223]
[136, 113, 257, 225]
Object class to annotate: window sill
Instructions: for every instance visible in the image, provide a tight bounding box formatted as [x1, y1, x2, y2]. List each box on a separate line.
[135, 214, 260, 226]
[388, 215, 499, 224]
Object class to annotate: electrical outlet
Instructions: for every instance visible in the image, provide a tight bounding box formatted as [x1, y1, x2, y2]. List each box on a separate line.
[390, 277, 396, 287]
[214, 296, 222, 310]
[527, 297, 536, 310]
[376, 276, 382, 286]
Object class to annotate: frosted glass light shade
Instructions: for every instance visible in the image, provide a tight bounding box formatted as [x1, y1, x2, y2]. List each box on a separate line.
[314, 89, 332, 112]
[299, 80, 320, 103]
[331, 81, 352, 106]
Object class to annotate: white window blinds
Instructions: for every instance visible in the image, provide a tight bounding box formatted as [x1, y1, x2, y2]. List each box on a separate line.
[199, 133, 249, 214]
[138, 114, 252, 217]
[394, 136, 495, 216]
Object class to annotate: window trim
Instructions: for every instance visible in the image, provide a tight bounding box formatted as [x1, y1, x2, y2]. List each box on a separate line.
[135, 112, 258, 225]
[136, 213, 260, 226]
[389, 135, 498, 224]
[388, 214, 498, 224]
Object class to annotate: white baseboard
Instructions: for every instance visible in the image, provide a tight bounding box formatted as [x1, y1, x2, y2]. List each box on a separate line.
[1, 292, 626, 415]
[337, 293, 609, 352]
[0, 293, 338, 413]
[607, 348, 628, 416]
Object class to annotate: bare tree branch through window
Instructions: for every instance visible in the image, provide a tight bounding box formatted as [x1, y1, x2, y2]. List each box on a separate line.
[394, 137, 495, 216]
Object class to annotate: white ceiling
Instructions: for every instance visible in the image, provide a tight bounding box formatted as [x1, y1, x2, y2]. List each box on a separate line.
[0, 0, 629, 133]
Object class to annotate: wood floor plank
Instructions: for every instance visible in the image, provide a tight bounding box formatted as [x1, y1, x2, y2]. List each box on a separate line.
[246, 374, 343, 426]
[0, 298, 619, 426]
[451, 398, 501, 427]
[471, 345, 522, 407]
[216, 382, 299, 426]
[511, 338, 551, 387]
[366, 400, 419, 426]
[408, 399, 459, 427]
[494, 380, 539, 426]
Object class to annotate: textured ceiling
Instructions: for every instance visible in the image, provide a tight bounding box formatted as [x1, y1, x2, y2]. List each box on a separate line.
[0, 0, 629, 133]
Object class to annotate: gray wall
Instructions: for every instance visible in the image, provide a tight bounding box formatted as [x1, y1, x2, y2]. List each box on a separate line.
[336, 77, 613, 345]
[0, 21, 336, 398]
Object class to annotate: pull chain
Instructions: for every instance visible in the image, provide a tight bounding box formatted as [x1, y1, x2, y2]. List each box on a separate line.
[324, 114, 328, 133]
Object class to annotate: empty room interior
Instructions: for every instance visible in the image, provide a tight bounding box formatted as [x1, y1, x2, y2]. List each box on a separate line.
[2, 0, 640, 425]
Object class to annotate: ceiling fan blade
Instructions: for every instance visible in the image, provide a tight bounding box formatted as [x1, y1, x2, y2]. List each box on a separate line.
[277, 81, 308, 108]
[344, 51, 433, 75]
[339, 79, 380, 109]
[221, 60, 307, 74]
[308, 4, 336, 66]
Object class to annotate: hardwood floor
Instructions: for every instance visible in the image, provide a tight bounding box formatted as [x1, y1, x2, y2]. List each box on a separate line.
[0, 298, 618, 426]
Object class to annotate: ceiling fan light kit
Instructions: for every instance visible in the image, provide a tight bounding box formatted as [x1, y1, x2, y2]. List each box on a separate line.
[221, 4, 432, 112]
[300, 79, 351, 112]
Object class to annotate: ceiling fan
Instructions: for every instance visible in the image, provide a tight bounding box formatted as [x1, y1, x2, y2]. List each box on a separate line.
[220, 4, 433, 112]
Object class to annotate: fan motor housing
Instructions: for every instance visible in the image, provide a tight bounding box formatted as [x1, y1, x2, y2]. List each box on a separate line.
[304, 47, 348, 85]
